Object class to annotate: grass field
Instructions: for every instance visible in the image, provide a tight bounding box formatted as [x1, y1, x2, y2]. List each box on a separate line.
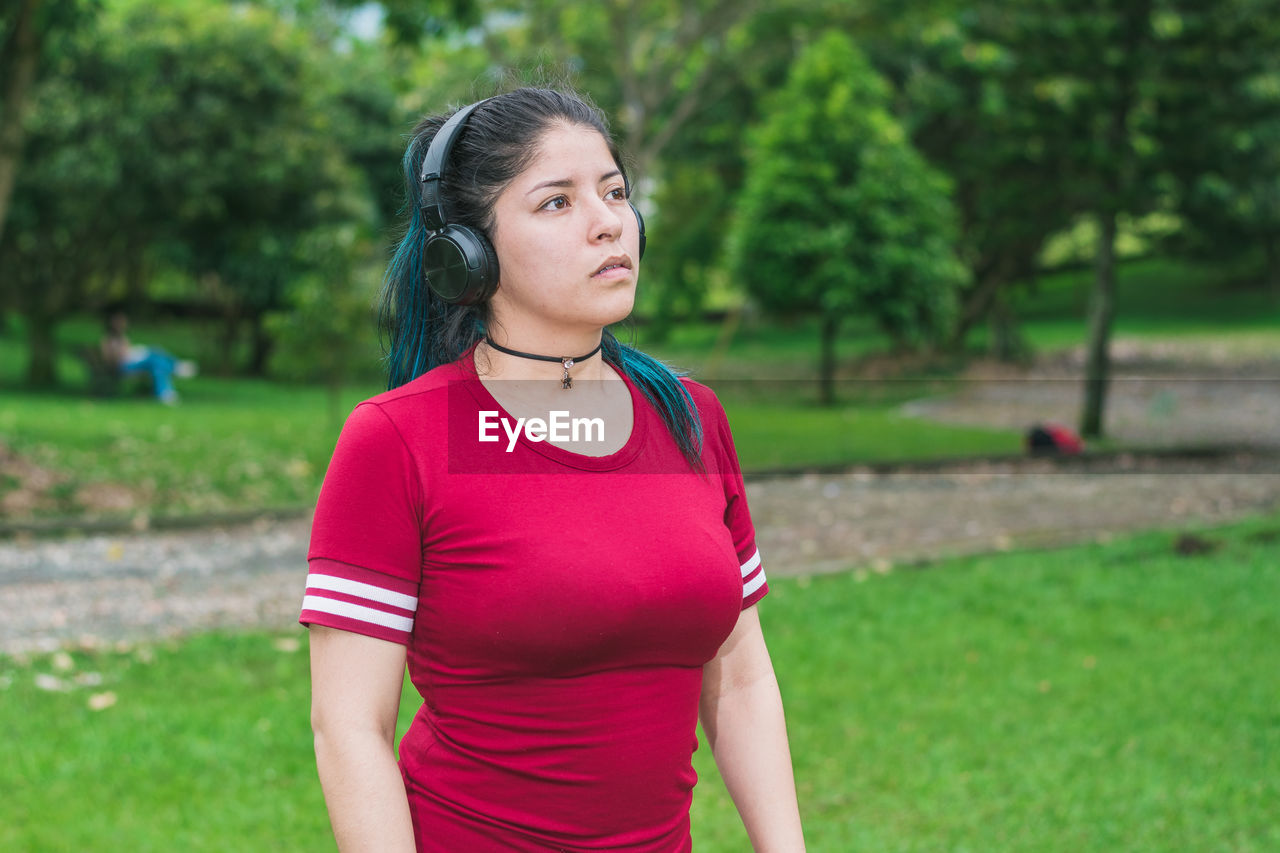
[3, 514, 1276, 851]
[2, 256, 1275, 521]
[0, 375, 1022, 520]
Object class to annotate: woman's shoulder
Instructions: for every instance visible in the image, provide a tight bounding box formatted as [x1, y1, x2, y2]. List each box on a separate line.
[343, 359, 473, 435]
[364, 359, 472, 406]
[676, 376, 729, 424]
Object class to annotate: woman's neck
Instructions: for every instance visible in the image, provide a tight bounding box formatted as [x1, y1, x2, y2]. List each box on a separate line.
[476, 331, 611, 383]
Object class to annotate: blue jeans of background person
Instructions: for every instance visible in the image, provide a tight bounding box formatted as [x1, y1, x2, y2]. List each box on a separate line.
[121, 347, 177, 401]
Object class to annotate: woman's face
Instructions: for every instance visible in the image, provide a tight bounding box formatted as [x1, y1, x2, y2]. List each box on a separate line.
[487, 123, 640, 341]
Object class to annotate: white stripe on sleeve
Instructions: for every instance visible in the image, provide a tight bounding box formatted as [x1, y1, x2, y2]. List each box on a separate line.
[301, 595, 414, 633]
[305, 573, 417, 611]
[743, 569, 767, 598]
[739, 548, 762, 578]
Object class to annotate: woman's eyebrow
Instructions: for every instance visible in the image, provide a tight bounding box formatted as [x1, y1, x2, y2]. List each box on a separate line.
[526, 170, 623, 196]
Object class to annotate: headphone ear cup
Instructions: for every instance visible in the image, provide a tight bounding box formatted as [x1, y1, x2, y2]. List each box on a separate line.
[424, 225, 500, 305]
[630, 202, 646, 261]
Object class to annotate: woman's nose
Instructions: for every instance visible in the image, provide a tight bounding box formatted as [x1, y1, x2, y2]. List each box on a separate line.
[588, 197, 624, 242]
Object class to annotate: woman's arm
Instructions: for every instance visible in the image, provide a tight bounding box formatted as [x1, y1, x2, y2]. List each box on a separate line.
[700, 605, 805, 852]
[309, 625, 416, 852]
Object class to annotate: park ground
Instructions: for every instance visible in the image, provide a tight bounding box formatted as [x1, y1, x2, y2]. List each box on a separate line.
[1, 257, 1278, 850]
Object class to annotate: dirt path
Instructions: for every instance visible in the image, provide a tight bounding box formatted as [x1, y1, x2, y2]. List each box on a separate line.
[2, 450, 1276, 655]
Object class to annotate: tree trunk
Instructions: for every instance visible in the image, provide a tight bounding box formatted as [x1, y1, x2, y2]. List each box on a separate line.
[1080, 209, 1118, 439]
[702, 303, 743, 379]
[26, 310, 59, 387]
[989, 293, 1024, 363]
[1266, 238, 1280, 305]
[247, 311, 274, 377]
[1079, 0, 1149, 439]
[948, 272, 1006, 352]
[0, 0, 42, 244]
[218, 312, 239, 377]
[818, 313, 839, 406]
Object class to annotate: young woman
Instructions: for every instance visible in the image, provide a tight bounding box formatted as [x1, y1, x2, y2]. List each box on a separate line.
[301, 87, 804, 852]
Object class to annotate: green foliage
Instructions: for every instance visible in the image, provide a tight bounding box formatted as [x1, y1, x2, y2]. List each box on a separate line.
[728, 31, 966, 349]
[104, 1, 373, 317]
[459, 0, 784, 332]
[0, 0, 395, 384]
[1155, 1, 1280, 293]
[265, 226, 383, 424]
[870, 7, 1078, 349]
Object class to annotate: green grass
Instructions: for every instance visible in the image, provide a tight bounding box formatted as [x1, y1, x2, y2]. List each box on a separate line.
[3, 515, 1277, 851]
[721, 399, 1018, 468]
[758, 516, 1280, 852]
[0, 380, 1018, 519]
[2, 255, 1274, 520]
[0, 380, 381, 519]
[0, 315, 1017, 520]
[990, 256, 1280, 353]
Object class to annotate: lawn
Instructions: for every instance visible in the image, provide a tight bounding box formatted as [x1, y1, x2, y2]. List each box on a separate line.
[2, 255, 1275, 522]
[3, 515, 1277, 851]
[0, 337, 1018, 523]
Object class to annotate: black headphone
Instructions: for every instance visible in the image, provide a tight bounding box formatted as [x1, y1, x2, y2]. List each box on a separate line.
[418, 99, 646, 306]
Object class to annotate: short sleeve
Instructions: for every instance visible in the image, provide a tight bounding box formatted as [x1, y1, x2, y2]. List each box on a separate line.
[300, 402, 424, 645]
[702, 388, 768, 609]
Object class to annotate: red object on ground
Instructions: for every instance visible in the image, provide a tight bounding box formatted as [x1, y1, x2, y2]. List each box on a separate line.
[1026, 422, 1085, 455]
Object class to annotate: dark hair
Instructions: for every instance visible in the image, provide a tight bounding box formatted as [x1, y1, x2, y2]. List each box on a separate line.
[379, 86, 704, 468]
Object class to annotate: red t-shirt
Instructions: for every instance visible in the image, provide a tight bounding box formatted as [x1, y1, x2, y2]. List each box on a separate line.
[300, 353, 767, 851]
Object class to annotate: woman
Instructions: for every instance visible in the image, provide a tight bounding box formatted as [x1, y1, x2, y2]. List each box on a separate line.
[99, 311, 196, 404]
[301, 87, 804, 852]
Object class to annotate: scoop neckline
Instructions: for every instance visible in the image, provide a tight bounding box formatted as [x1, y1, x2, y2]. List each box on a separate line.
[461, 355, 649, 472]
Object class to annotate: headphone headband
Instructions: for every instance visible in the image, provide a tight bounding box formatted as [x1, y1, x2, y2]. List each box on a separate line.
[419, 99, 489, 231]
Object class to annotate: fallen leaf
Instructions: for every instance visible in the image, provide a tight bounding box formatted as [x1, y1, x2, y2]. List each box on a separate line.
[1174, 533, 1218, 556]
[35, 674, 69, 692]
[88, 692, 118, 711]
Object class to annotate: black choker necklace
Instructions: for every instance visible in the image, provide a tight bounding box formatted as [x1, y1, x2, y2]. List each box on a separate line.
[484, 336, 603, 389]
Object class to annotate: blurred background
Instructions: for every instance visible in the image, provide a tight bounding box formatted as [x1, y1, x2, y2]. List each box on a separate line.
[1, 1, 1278, 850]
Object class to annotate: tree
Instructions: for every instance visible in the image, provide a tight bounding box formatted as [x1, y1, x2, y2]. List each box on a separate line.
[727, 32, 966, 404]
[0, 0, 377, 385]
[475, 0, 764, 183]
[438, 0, 786, 332]
[1156, 1, 1280, 301]
[869, 6, 1078, 359]
[266, 226, 380, 426]
[984, 0, 1163, 438]
[0, 0, 99, 245]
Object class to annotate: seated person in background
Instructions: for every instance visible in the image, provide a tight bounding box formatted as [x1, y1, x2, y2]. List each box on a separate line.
[100, 311, 196, 404]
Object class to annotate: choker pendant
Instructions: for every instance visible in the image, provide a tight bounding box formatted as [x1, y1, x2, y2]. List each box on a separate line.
[483, 336, 603, 391]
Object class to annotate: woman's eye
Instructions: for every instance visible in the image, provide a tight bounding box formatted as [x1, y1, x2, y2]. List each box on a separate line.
[606, 187, 627, 201]
[541, 195, 568, 211]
